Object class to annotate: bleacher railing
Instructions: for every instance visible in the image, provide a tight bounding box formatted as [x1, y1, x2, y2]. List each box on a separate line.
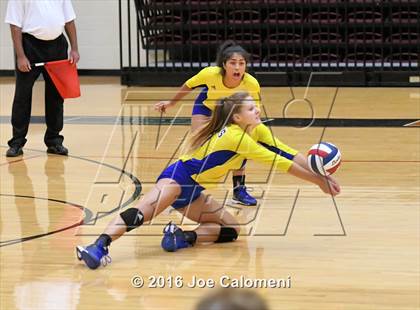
[119, 0, 420, 86]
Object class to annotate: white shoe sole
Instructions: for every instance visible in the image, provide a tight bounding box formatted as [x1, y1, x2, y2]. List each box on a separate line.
[230, 198, 257, 206]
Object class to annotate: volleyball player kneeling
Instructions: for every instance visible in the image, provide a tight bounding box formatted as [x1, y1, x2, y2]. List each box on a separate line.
[76, 92, 340, 269]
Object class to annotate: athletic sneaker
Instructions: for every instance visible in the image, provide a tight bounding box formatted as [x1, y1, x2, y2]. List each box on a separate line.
[76, 243, 111, 269]
[232, 186, 257, 206]
[161, 222, 190, 252]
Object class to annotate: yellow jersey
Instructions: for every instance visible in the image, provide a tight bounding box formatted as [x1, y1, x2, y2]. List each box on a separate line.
[179, 124, 298, 189]
[185, 66, 261, 111]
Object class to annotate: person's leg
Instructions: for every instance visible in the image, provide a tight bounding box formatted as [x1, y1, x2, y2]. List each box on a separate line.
[7, 34, 48, 153]
[232, 163, 257, 206]
[104, 178, 181, 240]
[77, 178, 181, 269]
[44, 35, 68, 149]
[43, 69, 64, 148]
[191, 114, 210, 132]
[180, 193, 240, 243]
[161, 193, 240, 251]
[191, 97, 212, 132]
[7, 67, 42, 154]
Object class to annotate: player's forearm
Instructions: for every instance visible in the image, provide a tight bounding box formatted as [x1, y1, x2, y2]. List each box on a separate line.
[10, 25, 25, 58]
[293, 153, 311, 172]
[287, 162, 322, 187]
[64, 20, 78, 51]
[170, 84, 192, 104]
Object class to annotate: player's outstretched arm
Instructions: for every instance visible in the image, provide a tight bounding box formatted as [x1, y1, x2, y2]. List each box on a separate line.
[288, 162, 340, 196]
[155, 84, 192, 113]
[292, 153, 341, 194]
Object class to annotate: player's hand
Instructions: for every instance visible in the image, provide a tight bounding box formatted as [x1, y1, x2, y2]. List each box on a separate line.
[17, 55, 31, 72]
[326, 175, 341, 194]
[318, 176, 340, 196]
[155, 101, 174, 113]
[69, 49, 80, 64]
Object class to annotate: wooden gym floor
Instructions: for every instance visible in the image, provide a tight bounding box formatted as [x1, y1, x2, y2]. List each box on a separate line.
[0, 77, 419, 309]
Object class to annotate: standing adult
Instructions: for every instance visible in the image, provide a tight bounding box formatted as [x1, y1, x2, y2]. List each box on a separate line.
[5, 0, 80, 157]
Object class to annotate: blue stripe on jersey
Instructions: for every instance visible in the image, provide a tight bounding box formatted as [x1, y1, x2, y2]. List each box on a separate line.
[259, 142, 295, 160]
[182, 150, 237, 175]
[194, 86, 208, 105]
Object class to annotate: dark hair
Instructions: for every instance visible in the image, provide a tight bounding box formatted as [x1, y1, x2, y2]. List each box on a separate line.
[216, 40, 250, 76]
[195, 289, 269, 310]
[188, 91, 251, 151]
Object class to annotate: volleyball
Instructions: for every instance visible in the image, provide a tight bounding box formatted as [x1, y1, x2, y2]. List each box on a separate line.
[307, 142, 341, 176]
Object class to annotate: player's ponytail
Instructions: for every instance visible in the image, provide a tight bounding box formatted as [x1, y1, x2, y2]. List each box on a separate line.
[188, 92, 250, 151]
[216, 41, 250, 76]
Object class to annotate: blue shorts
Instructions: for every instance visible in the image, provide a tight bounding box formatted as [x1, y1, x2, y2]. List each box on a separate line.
[157, 161, 205, 209]
[192, 100, 212, 117]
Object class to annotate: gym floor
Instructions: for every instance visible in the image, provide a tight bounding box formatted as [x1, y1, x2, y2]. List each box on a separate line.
[0, 77, 419, 309]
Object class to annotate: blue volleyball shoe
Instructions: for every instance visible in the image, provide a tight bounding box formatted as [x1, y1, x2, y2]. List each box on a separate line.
[161, 222, 190, 252]
[232, 186, 257, 206]
[76, 243, 111, 269]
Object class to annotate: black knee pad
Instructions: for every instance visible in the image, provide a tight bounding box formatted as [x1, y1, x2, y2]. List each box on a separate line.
[215, 227, 238, 243]
[120, 208, 144, 232]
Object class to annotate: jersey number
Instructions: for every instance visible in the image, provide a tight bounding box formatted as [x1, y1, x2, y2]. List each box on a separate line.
[217, 128, 227, 138]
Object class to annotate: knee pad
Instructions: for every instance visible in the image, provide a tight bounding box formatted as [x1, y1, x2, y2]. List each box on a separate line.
[215, 227, 238, 243]
[120, 208, 144, 232]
